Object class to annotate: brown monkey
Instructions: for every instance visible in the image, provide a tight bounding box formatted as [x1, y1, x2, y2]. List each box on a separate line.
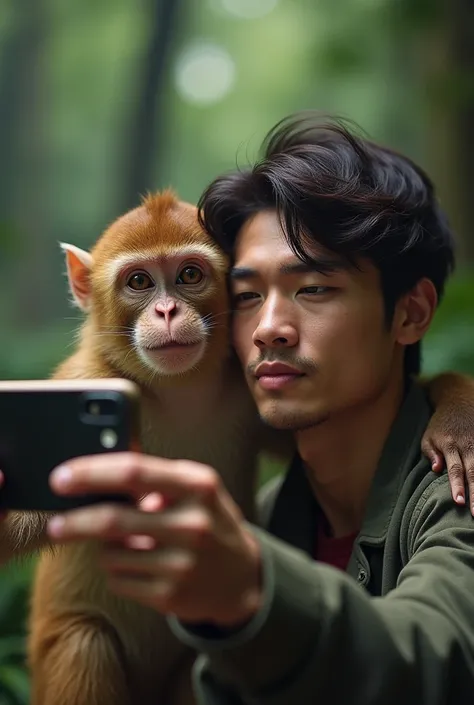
[27, 190, 272, 705]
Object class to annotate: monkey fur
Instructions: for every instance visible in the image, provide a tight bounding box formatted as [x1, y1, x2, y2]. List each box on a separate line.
[26, 190, 288, 705]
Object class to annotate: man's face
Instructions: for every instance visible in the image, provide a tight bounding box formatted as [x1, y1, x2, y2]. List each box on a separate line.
[231, 210, 406, 431]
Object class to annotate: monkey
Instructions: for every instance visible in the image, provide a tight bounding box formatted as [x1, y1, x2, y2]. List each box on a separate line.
[0, 188, 467, 705]
[26, 190, 278, 705]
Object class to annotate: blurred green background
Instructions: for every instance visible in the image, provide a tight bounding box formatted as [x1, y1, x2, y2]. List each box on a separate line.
[0, 0, 473, 701]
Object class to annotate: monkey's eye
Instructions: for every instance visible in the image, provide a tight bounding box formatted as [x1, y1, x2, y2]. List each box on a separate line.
[176, 266, 203, 285]
[126, 272, 154, 291]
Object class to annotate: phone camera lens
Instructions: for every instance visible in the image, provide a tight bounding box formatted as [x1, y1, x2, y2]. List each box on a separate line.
[87, 401, 101, 416]
[81, 395, 120, 424]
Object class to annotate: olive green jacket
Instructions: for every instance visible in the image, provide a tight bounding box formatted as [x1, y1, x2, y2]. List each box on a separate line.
[170, 384, 474, 704]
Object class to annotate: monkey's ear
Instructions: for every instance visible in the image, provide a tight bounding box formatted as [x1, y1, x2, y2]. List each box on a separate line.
[59, 242, 93, 311]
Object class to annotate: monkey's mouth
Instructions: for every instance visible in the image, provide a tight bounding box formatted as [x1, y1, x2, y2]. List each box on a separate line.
[144, 341, 202, 352]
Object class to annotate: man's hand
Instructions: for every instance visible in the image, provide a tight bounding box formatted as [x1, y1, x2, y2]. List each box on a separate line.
[46, 453, 263, 627]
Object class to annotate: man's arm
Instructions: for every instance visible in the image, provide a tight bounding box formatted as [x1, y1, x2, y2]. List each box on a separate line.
[422, 372, 474, 511]
[171, 473, 474, 705]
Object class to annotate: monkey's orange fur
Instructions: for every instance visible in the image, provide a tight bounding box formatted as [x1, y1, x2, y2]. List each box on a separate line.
[26, 191, 284, 705]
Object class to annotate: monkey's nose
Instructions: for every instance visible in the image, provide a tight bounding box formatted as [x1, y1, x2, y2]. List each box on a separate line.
[155, 300, 178, 326]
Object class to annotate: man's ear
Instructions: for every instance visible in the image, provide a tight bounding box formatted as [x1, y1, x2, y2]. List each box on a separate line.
[394, 278, 438, 346]
[59, 243, 93, 312]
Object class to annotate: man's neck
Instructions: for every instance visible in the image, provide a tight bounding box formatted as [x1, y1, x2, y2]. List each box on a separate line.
[296, 374, 406, 539]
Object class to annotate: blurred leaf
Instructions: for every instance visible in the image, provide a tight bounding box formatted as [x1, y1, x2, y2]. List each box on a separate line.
[388, 0, 445, 30]
[0, 563, 32, 705]
[0, 222, 23, 258]
[424, 271, 474, 375]
[0, 665, 30, 705]
[319, 42, 369, 74]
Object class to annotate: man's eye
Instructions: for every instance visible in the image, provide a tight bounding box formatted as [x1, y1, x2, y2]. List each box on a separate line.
[234, 292, 259, 304]
[299, 286, 331, 295]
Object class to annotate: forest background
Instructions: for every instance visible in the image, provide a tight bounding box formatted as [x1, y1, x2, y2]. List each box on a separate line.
[0, 1, 473, 701]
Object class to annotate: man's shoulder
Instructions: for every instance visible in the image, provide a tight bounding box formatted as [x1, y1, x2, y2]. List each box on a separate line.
[392, 452, 473, 563]
[405, 467, 462, 535]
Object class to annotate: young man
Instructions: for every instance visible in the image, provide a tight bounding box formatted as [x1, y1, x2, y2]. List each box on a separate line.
[45, 114, 474, 704]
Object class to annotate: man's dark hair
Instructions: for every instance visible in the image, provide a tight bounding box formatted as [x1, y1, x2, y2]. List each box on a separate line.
[198, 112, 456, 376]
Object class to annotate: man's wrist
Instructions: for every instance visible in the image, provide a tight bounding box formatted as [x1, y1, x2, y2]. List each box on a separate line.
[167, 525, 274, 650]
[183, 526, 263, 631]
[218, 527, 263, 629]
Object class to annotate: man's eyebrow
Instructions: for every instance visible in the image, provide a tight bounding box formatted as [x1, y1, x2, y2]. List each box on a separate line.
[230, 267, 258, 280]
[279, 259, 346, 275]
[230, 258, 346, 280]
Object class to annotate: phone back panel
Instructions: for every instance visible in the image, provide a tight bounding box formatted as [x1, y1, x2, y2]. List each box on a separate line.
[0, 381, 139, 511]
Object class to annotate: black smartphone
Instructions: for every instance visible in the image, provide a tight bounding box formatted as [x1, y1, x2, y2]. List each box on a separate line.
[0, 378, 141, 511]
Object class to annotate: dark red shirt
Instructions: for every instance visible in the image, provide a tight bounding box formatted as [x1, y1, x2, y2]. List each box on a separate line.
[315, 513, 357, 572]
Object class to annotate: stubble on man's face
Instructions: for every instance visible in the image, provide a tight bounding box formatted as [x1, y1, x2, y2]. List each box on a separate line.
[231, 210, 398, 433]
[246, 352, 328, 431]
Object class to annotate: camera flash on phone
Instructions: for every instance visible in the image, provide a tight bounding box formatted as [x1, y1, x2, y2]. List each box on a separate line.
[100, 429, 118, 449]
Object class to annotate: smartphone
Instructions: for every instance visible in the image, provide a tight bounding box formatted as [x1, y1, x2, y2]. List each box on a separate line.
[0, 378, 140, 511]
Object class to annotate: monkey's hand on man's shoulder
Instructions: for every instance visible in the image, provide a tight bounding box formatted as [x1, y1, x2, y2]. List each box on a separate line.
[45, 453, 263, 627]
[421, 372, 474, 515]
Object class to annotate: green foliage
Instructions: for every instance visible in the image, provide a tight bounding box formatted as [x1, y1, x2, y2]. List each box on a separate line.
[0, 562, 33, 705]
[424, 272, 474, 375]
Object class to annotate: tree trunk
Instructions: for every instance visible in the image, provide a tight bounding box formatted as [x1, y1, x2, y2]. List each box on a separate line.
[120, 0, 185, 214]
[416, 0, 474, 266]
[450, 0, 474, 263]
[5, 0, 52, 324]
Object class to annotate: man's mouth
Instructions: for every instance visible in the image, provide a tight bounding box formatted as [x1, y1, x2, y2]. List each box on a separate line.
[254, 362, 305, 391]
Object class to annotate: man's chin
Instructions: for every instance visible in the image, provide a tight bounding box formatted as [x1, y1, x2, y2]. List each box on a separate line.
[259, 404, 328, 432]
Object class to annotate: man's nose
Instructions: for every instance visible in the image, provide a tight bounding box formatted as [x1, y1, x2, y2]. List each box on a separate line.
[252, 297, 298, 349]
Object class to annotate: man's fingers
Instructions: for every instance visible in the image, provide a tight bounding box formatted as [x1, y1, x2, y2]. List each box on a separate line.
[49, 453, 218, 502]
[101, 546, 195, 578]
[444, 449, 466, 505]
[140, 492, 165, 512]
[106, 574, 172, 610]
[47, 503, 212, 545]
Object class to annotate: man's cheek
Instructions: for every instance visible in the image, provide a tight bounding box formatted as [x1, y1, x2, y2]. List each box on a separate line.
[232, 325, 252, 362]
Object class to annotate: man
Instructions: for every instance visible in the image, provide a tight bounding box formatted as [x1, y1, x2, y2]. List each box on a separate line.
[45, 113, 474, 704]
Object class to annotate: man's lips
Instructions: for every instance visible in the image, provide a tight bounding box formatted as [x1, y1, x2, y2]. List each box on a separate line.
[254, 362, 305, 390]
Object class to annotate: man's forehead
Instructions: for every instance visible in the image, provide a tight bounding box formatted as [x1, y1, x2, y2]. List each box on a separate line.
[235, 209, 343, 262]
[233, 223, 348, 278]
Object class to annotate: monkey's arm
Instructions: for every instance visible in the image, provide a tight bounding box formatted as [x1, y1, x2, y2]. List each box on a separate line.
[421, 371, 474, 510]
[29, 610, 132, 705]
[422, 371, 474, 410]
[0, 511, 49, 566]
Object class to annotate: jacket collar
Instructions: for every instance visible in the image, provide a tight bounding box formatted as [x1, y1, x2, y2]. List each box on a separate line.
[357, 382, 431, 545]
[267, 383, 432, 554]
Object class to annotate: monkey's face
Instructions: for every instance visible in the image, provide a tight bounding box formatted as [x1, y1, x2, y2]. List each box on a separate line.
[63, 193, 231, 387]
[105, 250, 229, 378]
[87, 198, 231, 385]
